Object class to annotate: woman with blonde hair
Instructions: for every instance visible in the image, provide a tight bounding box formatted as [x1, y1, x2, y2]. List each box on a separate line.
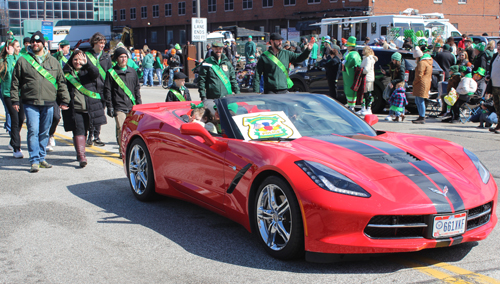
[457, 49, 469, 66]
[357, 46, 378, 115]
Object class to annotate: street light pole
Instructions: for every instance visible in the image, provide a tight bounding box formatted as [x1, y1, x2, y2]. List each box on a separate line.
[44, 0, 46, 20]
[197, 0, 201, 61]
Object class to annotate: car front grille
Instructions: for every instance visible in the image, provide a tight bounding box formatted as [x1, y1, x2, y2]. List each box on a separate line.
[364, 202, 493, 239]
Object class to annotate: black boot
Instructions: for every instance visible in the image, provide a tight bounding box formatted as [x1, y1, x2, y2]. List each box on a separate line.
[86, 132, 93, 147]
[412, 116, 425, 124]
[93, 137, 105, 147]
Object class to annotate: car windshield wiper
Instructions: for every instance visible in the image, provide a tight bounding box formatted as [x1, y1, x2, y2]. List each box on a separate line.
[252, 137, 297, 142]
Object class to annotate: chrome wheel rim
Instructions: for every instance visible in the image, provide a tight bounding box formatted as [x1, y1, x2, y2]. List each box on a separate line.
[129, 144, 148, 195]
[256, 184, 291, 251]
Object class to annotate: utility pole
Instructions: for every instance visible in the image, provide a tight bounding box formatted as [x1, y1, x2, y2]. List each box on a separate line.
[197, 0, 201, 61]
[44, 0, 46, 20]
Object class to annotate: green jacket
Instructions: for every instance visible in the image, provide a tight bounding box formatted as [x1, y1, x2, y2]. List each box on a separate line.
[245, 41, 256, 59]
[198, 54, 239, 100]
[254, 47, 311, 93]
[53, 50, 72, 68]
[10, 47, 70, 107]
[0, 54, 20, 97]
[142, 53, 154, 69]
[20, 47, 28, 55]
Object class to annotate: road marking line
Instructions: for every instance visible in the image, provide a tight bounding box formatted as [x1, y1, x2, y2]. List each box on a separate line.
[414, 256, 500, 284]
[395, 257, 471, 284]
[0, 115, 123, 166]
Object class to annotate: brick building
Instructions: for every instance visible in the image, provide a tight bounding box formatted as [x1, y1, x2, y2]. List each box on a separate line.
[112, 0, 499, 51]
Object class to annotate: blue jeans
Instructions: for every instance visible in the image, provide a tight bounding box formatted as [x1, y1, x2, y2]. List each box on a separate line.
[415, 96, 426, 117]
[24, 104, 53, 164]
[0, 93, 11, 133]
[168, 67, 181, 88]
[308, 58, 317, 66]
[143, 68, 154, 86]
[155, 68, 163, 86]
[302, 59, 308, 68]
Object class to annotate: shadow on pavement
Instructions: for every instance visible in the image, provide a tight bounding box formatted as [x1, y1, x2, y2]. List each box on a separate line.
[67, 178, 475, 273]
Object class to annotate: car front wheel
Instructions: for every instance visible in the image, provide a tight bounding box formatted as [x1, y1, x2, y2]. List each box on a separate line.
[127, 138, 156, 201]
[254, 176, 304, 260]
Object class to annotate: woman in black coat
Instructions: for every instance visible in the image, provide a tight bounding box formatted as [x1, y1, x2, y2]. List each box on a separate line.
[62, 50, 107, 167]
[324, 46, 342, 100]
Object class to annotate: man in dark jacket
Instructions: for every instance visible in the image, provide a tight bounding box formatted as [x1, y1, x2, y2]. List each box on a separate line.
[167, 49, 181, 88]
[166, 72, 191, 102]
[472, 43, 488, 72]
[198, 41, 239, 100]
[485, 41, 500, 133]
[323, 46, 342, 100]
[254, 33, 312, 94]
[104, 47, 142, 148]
[85, 32, 112, 146]
[10, 31, 70, 172]
[434, 44, 456, 80]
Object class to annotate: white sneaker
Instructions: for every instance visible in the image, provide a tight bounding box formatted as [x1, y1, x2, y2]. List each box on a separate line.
[355, 107, 366, 115]
[49, 136, 56, 147]
[384, 115, 393, 121]
[13, 151, 23, 159]
[46, 145, 53, 152]
[362, 108, 372, 115]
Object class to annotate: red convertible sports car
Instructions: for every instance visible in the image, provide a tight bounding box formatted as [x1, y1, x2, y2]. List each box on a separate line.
[120, 93, 497, 262]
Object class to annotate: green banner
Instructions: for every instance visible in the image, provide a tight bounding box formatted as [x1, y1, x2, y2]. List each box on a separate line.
[169, 89, 185, 101]
[108, 69, 136, 105]
[262, 51, 293, 89]
[85, 51, 106, 80]
[205, 57, 233, 95]
[65, 73, 101, 100]
[21, 54, 58, 90]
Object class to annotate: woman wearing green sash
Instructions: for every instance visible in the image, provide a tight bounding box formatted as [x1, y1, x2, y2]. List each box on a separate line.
[62, 50, 106, 167]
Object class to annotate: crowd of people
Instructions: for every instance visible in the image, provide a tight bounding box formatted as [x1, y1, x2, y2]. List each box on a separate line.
[1, 29, 499, 172]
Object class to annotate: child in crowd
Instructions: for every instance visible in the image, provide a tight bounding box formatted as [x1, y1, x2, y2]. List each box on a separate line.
[165, 72, 191, 102]
[386, 81, 408, 122]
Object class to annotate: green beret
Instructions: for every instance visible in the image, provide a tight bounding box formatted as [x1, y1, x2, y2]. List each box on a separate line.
[391, 52, 402, 61]
[59, 40, 70, 47]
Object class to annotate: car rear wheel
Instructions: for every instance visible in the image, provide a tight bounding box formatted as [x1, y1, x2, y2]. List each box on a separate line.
[289, 81, 306, 92]
[162, 73, 169, 89]
[254, 176, 304, 260]
[127, 138, 156, 201]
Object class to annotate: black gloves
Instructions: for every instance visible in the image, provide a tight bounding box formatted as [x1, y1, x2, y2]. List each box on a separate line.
[107, 107, 115, 118]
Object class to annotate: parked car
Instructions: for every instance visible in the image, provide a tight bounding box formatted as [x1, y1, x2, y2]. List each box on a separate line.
[121, 93, 497, 262]
[288, 48, 444, 113]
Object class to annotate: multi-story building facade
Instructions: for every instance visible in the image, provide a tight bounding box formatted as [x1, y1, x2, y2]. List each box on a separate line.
[113, 0, 498, 51]
[0, 0, 113, 40]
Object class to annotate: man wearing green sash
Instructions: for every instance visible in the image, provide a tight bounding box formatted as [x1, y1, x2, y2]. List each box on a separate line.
[254, 33, 313, 94]
[10, 31, 70, 173]
[103, 47, 141, 149]
[85, 32, 112, 147]
[198, 41, 239, 100]
[166, 72, 191, 102]
[52, 40, 72, 68]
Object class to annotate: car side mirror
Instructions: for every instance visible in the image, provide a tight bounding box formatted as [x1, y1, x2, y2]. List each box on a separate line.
[364, 114, 378, 126]
[180, 123, 217, 146]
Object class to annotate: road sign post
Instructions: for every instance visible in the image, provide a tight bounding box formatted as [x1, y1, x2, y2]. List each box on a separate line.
[192, 17, 207, 42]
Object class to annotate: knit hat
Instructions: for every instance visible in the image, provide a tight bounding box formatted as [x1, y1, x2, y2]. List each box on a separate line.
[474, 67, 486, 77]
[332, 45, 340, 51]
[443, 44, 450, 51]
[341, 38, 347, 45]
[248, 35, 253, 39]
[450, 65, 460, 76]
[171, 49, 176, 54]
[391, 52, 402, 61]
[23, 37, 31, 44]
[175, 43, 181, 50]
[412, 47, 423, 58]
[475, 42, 485, 52]
[346, 36, 357, 47]
[113, 47, 129, 61]
[30, 31, 45, 45]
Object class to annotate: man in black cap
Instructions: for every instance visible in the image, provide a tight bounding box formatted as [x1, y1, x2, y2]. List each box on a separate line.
[253, 33, 313, 94]
[166, 72, 191, 101]
[198, 41, 239, 100]
[20, 37, 31, 55]
[103, 47, 141, 148]
[434, 44, 456, 80]
[10, 31, 70, 173]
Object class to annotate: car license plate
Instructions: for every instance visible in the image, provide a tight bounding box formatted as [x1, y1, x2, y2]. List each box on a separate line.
[432, 212, 467, 238]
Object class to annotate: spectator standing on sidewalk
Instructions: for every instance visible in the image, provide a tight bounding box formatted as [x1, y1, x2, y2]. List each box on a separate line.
[245, 36, 256, 63]
[142, 49, 154, 87]
[412, 46, 433, 124]
[10, 31, 70, 172]
[343, 36, 362, 110]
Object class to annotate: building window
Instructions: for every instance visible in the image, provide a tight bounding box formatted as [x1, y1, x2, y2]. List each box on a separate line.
[243, 0, 253, 9]
[153, 5, 159, 17]
[458, 0, 466, 3]
[208, 0, 217, 12]
[284, 0, 295, 5]
[167, 30, 174, 45]
[193, 0, 197, 14]
[434, 0, 442, 2]
[178, 2, 186, 15]
[131, 8, 136, 20]
[113, 10, 117, 21]
[120, 9, 126, 20]
[225, 0, 234, 11]
[151, 31, 158, 43]
[263, 0, 273, 8]
[308, 0, 320, 3]
[165, 4, 172, 16]
[141, 6, 147, 18]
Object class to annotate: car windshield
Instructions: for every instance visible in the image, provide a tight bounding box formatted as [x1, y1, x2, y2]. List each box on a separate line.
[218, 93, 377, 140]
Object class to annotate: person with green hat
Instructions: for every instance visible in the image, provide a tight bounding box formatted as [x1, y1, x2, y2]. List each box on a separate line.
[253, 33, 312, 94]
[473, 66, 487, 98]
[53, 40, 72, 68]
[343, 36, 362, 110]
[443, 65, 476, 123]
[472, 42, 488, 73]
[245, 35, 256, 63]
[198, 41, 239, 100]
[411, 46, 433, 124]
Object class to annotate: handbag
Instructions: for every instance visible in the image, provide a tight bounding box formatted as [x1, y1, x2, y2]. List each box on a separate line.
[444, 87, 458, 106]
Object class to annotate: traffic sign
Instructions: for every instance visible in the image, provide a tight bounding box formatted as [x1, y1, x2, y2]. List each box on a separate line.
[192, 18, 207, 42]
[41, 21, 53, 41]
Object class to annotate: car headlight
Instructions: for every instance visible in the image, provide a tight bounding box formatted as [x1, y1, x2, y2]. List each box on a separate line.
[295, 161, 371, 198]
[464, 148, 490, 184]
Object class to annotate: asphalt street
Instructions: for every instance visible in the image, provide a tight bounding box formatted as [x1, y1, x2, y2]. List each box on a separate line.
[0, 86, 499, 283]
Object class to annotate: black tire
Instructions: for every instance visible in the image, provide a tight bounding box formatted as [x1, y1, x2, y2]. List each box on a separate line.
[289, 80, 306, 92]
[253, 176, 304, 260]
[162, 73, 169, 89]
[127, 138, 156, 201]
